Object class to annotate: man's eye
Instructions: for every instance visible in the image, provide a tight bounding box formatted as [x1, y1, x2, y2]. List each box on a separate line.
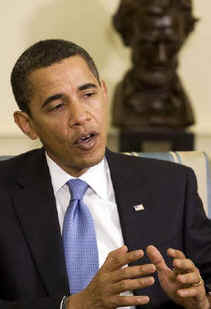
[50, 103, 65, 111]
[84, 92, 96, 98]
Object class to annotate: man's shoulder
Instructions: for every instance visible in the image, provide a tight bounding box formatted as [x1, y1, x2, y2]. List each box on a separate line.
[106, 150, 194, 177]
[0, 147, 43, 165]
[0, 148, 44, 181]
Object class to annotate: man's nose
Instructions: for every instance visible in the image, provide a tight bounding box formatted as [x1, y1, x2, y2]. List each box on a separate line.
[69, 101, 91, 127]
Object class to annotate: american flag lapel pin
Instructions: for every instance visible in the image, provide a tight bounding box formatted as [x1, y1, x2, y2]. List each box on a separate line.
[133, 204, 144, 211]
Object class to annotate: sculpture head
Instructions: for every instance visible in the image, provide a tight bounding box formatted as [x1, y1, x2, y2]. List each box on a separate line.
[130, 0, 197, 87]
[132, 12, 183, 87]
[136, 0, 197, 36]
[113, 0, 198, 87]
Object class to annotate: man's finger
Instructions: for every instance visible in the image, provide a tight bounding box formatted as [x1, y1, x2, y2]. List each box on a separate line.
[177, 270, 201, 286]
[103, 246, 144, 272]
[173, 258, 196, 275]
[112, 276, 155, 294]
[111, 264, 156, 283]
[110, 295, 150, 307]
[146, 245, 169, 272]
[167, 248, 186, 259]
[177, 285, 205, 298]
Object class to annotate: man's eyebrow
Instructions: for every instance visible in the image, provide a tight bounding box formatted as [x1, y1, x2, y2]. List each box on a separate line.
[41, 94, 63, 109]
[41, 83, 97, 109]
[78, 83, 97, 91]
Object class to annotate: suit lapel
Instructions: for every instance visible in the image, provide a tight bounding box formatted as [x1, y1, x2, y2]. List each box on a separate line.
[12, 149, 69, 296]
[106, 150, 154, 254]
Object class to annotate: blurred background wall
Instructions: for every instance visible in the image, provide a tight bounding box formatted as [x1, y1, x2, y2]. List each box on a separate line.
[0, 0, 211, 154]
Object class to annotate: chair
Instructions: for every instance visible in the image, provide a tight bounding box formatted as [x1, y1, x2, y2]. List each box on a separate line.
[0, 151, 210, 217]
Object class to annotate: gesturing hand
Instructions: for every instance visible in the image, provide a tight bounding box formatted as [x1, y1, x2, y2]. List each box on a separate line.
[68, 245, 156, 309]
[146, 245, 209, 309]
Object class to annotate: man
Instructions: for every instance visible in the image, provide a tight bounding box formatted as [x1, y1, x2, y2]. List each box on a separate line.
[0, 39, 210, 309]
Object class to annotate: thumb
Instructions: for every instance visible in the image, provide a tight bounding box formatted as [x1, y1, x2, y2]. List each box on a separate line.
[146, 245, 169, 272]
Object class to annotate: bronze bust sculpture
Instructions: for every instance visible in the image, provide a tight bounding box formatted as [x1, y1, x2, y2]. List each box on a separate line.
[112, 0, 198, 129]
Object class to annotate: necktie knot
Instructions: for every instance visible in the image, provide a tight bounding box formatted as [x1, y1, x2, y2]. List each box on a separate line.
[67, 179, 88, 201]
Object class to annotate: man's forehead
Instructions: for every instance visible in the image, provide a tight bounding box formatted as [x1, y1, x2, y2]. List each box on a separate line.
[27, 56, 99, 100]
[28, 56, 95, 83]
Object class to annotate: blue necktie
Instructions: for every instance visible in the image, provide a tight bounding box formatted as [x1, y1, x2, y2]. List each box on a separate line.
[62, 179, 99, 294]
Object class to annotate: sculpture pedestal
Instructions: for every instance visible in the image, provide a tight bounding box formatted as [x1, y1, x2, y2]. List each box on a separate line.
[119, 128, 194, 152]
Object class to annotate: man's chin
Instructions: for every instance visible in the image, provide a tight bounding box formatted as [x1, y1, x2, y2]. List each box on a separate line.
[83, 151, 105, 168]
[70, 149, 106, 176]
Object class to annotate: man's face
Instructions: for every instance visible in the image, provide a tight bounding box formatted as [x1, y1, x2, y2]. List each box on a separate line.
[132, 13, 185, 87]
[15, 56, 109, 176]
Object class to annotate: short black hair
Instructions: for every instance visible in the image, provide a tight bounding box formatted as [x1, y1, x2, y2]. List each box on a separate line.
[11, 39, 100, 114]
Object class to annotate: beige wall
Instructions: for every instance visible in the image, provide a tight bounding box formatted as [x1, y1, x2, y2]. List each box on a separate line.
[0, 0, 211, 154]
[179, 1, 211, 133]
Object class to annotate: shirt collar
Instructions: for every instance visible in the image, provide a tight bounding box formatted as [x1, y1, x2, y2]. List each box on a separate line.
[46, 153, 109, 200]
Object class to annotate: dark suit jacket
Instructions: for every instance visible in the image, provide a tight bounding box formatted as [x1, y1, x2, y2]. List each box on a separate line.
[0, 148, 210, 309]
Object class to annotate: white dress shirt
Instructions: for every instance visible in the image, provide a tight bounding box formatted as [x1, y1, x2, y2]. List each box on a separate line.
[46, 153, 134, 309]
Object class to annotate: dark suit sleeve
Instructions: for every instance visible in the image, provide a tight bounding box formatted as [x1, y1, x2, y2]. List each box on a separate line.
[0, 153, 69, 308]
[0, 189, 64, 309]
[0, 297, 62, 309]
[183, 168, 211, 286]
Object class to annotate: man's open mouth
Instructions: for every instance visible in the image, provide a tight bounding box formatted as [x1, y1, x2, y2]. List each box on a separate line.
[74, 132, 98, 150]
[76, 133, 96, 144]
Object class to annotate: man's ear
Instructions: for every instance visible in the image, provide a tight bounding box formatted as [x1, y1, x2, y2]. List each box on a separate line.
[14, 111, 38, 140]
[101, 80, 108, 98]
